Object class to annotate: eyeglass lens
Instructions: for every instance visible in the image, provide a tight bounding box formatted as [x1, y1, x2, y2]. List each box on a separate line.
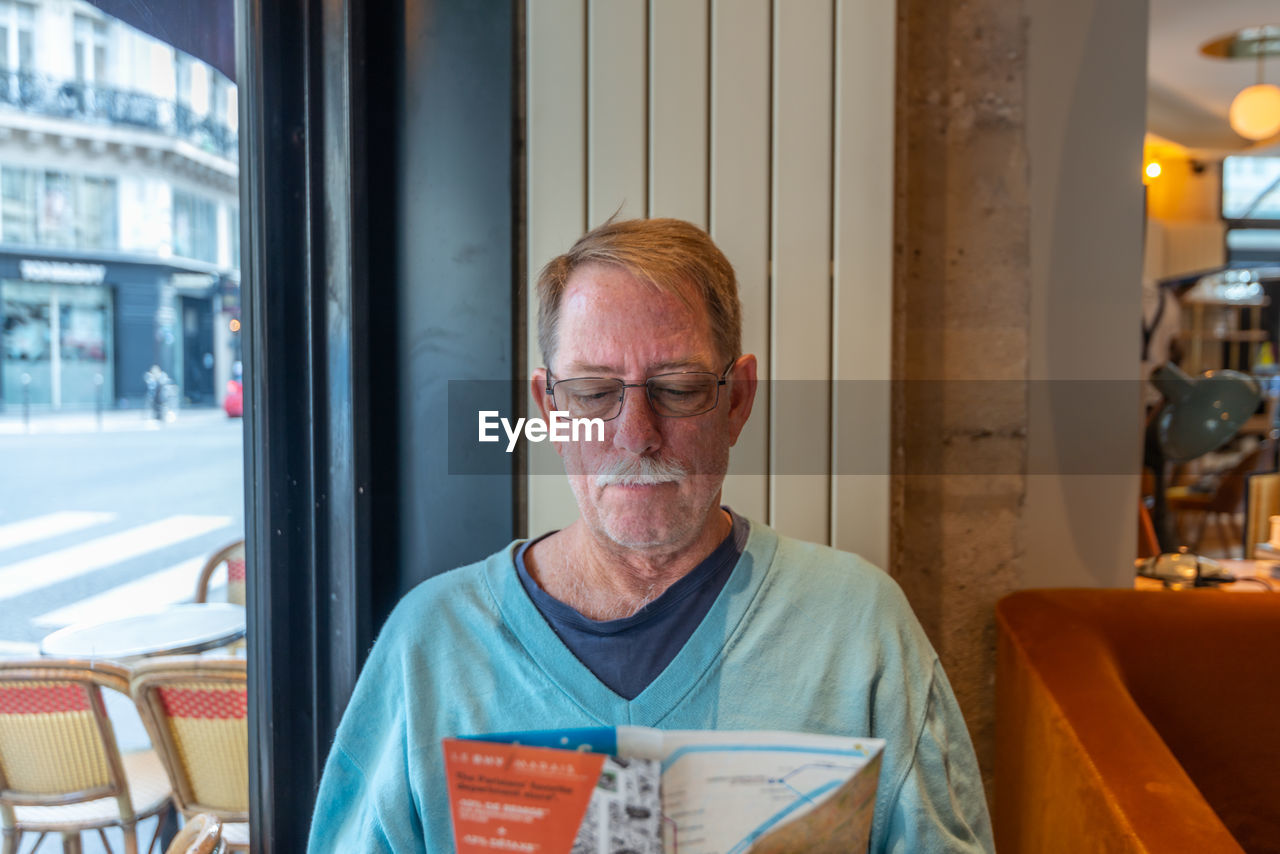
[553, 373, 720, 420]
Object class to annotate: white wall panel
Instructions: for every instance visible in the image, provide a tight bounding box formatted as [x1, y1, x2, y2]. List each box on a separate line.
[769, 0, 834, 546]
[710, 0, 771, 524]
[527, 0, 588, 536]
[650, 0, 709, 225]
[831, 0, 894, 568]
[588, 0, 648, 225]
[526, 0, 894, 560]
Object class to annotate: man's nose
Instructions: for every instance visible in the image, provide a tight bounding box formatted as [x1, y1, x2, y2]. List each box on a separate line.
[611, 386, 662, 456]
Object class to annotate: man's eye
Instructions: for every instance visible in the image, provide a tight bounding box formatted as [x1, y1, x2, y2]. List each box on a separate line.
[652, 382, 705, 398]
[567, 383, 617, 402]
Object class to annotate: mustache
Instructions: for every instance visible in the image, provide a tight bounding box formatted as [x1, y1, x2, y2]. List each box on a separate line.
[594, 455, 689, 487]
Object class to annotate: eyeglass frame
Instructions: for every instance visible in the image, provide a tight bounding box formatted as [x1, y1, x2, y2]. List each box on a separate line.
[544, 359, 738, 422]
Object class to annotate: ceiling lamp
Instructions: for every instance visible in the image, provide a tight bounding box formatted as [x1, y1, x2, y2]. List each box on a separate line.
[1201, 25, 1280, 142]
[1230, 83, 1280, 140]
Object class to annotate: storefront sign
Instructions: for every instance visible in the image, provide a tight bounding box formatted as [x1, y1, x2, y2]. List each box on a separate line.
[20, 260, 107, 285]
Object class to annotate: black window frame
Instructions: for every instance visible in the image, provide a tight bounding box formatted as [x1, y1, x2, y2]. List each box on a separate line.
[236, 0, 519, 848]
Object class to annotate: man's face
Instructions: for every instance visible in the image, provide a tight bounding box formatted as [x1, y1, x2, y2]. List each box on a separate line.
[532, 263, 756, 553]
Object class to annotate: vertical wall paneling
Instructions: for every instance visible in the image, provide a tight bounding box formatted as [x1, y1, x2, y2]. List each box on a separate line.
[526, 0, 895, 556]
[527, 0, 588, 536]
[588, 0, 648, 224]
[830, 0, 893, 567]
[769, 0, 834, 545]
[649, 0, 709, 225]
[710, 0, 771, 523]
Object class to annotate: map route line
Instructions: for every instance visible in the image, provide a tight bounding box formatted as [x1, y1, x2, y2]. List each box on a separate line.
[724, 779, 845, 854]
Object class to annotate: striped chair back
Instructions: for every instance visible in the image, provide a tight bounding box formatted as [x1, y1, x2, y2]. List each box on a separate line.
[0, 660, 132, 815]
[131, 658, 248, 822]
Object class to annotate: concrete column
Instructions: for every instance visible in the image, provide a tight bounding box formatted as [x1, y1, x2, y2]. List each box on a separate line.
[892, 0, 1147, 794]
[892, 0, 1030, 790]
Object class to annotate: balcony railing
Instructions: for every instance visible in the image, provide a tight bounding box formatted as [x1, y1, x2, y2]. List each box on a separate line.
[0, 71, 237, 161]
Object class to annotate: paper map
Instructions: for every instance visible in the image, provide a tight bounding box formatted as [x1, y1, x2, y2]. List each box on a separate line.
[444, 728, 884, 854]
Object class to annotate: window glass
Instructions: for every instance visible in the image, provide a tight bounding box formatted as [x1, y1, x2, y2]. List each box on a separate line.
[173, 189, 218, 263]
[76, 175, 117, 250]
[41, 171, 74, 247]
[15, 1, 30, 72]
[1223, 156, 1280, 221]
[2, 166, 35, 244]
[0, 12, 245, 852]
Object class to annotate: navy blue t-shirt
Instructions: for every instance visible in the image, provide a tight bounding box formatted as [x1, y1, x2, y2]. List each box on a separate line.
[515, 508, 749, 700]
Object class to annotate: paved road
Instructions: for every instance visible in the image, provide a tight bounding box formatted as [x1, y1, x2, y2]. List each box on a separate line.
[0, 409, 244, 854]
[0, 409, 245, 648]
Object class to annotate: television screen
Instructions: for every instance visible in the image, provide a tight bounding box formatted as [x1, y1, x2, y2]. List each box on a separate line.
[1223, 155, 1280, 221]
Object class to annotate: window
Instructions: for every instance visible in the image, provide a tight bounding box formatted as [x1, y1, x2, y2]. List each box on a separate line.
[175, 50, 191, 106]
[1223, 156, 1280, 222]
[73, 14, 110, 85]
[0, 0, 34, 105]
[173, 189, 218, 263]
[0, 1, 35, 72]
[76, 174, 118, 249]
[1, 165, 34, 244]
[0, 166, 118, 250]
[41, 171, 74, 247]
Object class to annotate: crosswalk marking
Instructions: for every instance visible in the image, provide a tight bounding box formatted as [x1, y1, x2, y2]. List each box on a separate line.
[0, 640, 38, 656]
[0, 511, 116, 553]
[32, 556, 206, 628]
[0, 515, 232, 602]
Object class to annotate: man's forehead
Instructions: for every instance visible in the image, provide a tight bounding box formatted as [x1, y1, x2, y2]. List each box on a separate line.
[562, 261, 699, 305]
[552, 263, 719, 373]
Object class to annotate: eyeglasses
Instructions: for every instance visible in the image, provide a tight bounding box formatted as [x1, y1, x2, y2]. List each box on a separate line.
[546, 360, 736, 421]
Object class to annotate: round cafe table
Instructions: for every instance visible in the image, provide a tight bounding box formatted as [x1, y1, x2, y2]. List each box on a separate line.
[39, 602, 246, 661]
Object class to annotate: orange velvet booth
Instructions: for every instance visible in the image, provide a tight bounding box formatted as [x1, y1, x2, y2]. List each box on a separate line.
[995, 590, 1280, 853]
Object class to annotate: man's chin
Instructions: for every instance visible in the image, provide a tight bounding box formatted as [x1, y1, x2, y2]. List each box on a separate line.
[594, 505, 695, 551]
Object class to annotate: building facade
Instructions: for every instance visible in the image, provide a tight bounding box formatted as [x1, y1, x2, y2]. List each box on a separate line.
[0, 0, 238, 411]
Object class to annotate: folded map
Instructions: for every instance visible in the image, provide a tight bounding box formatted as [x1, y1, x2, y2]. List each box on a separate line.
[443, 727, 884, 854]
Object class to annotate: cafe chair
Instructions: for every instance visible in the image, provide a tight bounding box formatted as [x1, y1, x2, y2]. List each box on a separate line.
[1165, 443, 1267, 555]
[0, 659, 172, 854]
[1243, 470, 1280, 558]
[164, 814, 222, 854]
[194, 541, 245, 607]
[129, 659, 248, 854]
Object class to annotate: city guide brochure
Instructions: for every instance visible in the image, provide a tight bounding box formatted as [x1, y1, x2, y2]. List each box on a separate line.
[443, 726, 884, 854]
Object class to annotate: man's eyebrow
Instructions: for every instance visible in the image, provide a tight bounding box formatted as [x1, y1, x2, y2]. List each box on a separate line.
[563, 358, 708, 375]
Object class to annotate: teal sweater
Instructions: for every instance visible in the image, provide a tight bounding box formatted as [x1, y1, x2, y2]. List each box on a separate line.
[308, 522, 994, 853]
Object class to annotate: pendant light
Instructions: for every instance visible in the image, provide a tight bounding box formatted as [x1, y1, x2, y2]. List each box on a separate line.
[1230, 52, 1280, 141]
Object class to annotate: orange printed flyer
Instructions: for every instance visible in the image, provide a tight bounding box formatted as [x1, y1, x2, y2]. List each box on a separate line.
[443, 738, 660, 853]
[443, 727, 884, 854]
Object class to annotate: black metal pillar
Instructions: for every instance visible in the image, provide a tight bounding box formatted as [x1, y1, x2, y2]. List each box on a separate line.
[237, 0, 518, 849]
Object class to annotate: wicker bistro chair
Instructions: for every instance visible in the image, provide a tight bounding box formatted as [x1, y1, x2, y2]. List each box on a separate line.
[129, 659, 248, 854]
[163, 814, 222, 854]
[194, 541, 245, 607]
[0, 659, 172, 854]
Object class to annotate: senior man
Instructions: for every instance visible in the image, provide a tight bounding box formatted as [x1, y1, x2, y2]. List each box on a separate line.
[308, 218, 993, 852]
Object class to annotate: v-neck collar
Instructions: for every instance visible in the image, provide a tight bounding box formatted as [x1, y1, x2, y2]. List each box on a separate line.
[482, 521, 779, 726]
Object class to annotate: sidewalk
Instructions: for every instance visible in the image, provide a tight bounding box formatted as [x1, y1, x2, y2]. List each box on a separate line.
[0, 407, 235, 435]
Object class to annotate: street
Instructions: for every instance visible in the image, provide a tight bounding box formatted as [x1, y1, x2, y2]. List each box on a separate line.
[0, 409, 244, 854]
[0, 409, 245, 649]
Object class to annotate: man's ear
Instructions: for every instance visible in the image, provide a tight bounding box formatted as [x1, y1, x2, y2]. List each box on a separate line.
[531, 368, 571, 459]
[531, 368, 554, 422]
[726, 354, 758, 446]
